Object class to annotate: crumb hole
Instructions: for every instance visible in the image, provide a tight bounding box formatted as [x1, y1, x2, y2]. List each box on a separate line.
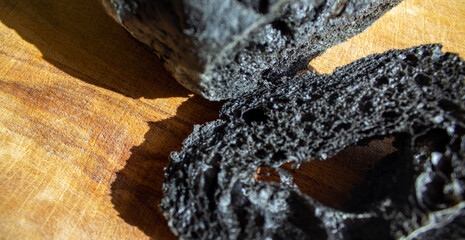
[375, 76, 388, 87]
[243, 108, 267, 124]
[382, 110, 400, 120]
[271, 20, 294, 39]
[301, 113, 316, 122]
[255, 136, 397, 207]
[414, 73, 431, 86]
[258, 0, 269, 14]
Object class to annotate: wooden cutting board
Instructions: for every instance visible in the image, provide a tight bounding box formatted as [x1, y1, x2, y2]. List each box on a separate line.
[0, 0, 463, 239]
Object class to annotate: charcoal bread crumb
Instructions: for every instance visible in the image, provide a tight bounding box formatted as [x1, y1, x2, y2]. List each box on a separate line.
[101, 0, 402, 100]
[161, 44, 465, 239]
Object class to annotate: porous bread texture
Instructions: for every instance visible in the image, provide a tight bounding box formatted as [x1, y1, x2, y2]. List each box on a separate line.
[161, 44, 465, 239]
[101, 0, 402, 100]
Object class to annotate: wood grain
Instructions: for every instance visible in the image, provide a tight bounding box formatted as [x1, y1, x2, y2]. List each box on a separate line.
[310, 0, 465, 73]
[0, 0, 463, 239]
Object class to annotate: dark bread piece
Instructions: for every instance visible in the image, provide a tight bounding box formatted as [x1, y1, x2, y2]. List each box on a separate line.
[161, 44, 465, 239]
[101, 0, 402, 100]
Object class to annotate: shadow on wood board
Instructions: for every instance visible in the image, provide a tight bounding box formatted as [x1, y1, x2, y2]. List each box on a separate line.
[0, 0, 224, 238]
[110, 97, 222, 239]
[0, 0, 189, 99]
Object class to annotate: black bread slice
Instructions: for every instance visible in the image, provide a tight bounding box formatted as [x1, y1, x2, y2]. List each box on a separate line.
[161, 44, 465, 239]
[101, 0, 402, 100]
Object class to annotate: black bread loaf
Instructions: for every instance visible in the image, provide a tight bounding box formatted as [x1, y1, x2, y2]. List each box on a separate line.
[101, 0, 402, 100]
[161, 44, 465, 239]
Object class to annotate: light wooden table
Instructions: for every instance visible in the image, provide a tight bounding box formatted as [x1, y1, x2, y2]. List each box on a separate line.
[0, 0, 464, 239]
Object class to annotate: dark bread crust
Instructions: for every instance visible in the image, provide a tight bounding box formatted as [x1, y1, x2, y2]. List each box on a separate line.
[101, 0, 402, 100]
[161, 45, 465, 239]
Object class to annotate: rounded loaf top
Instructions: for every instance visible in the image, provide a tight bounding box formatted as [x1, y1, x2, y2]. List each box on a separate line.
[101, 0, 403, 100]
